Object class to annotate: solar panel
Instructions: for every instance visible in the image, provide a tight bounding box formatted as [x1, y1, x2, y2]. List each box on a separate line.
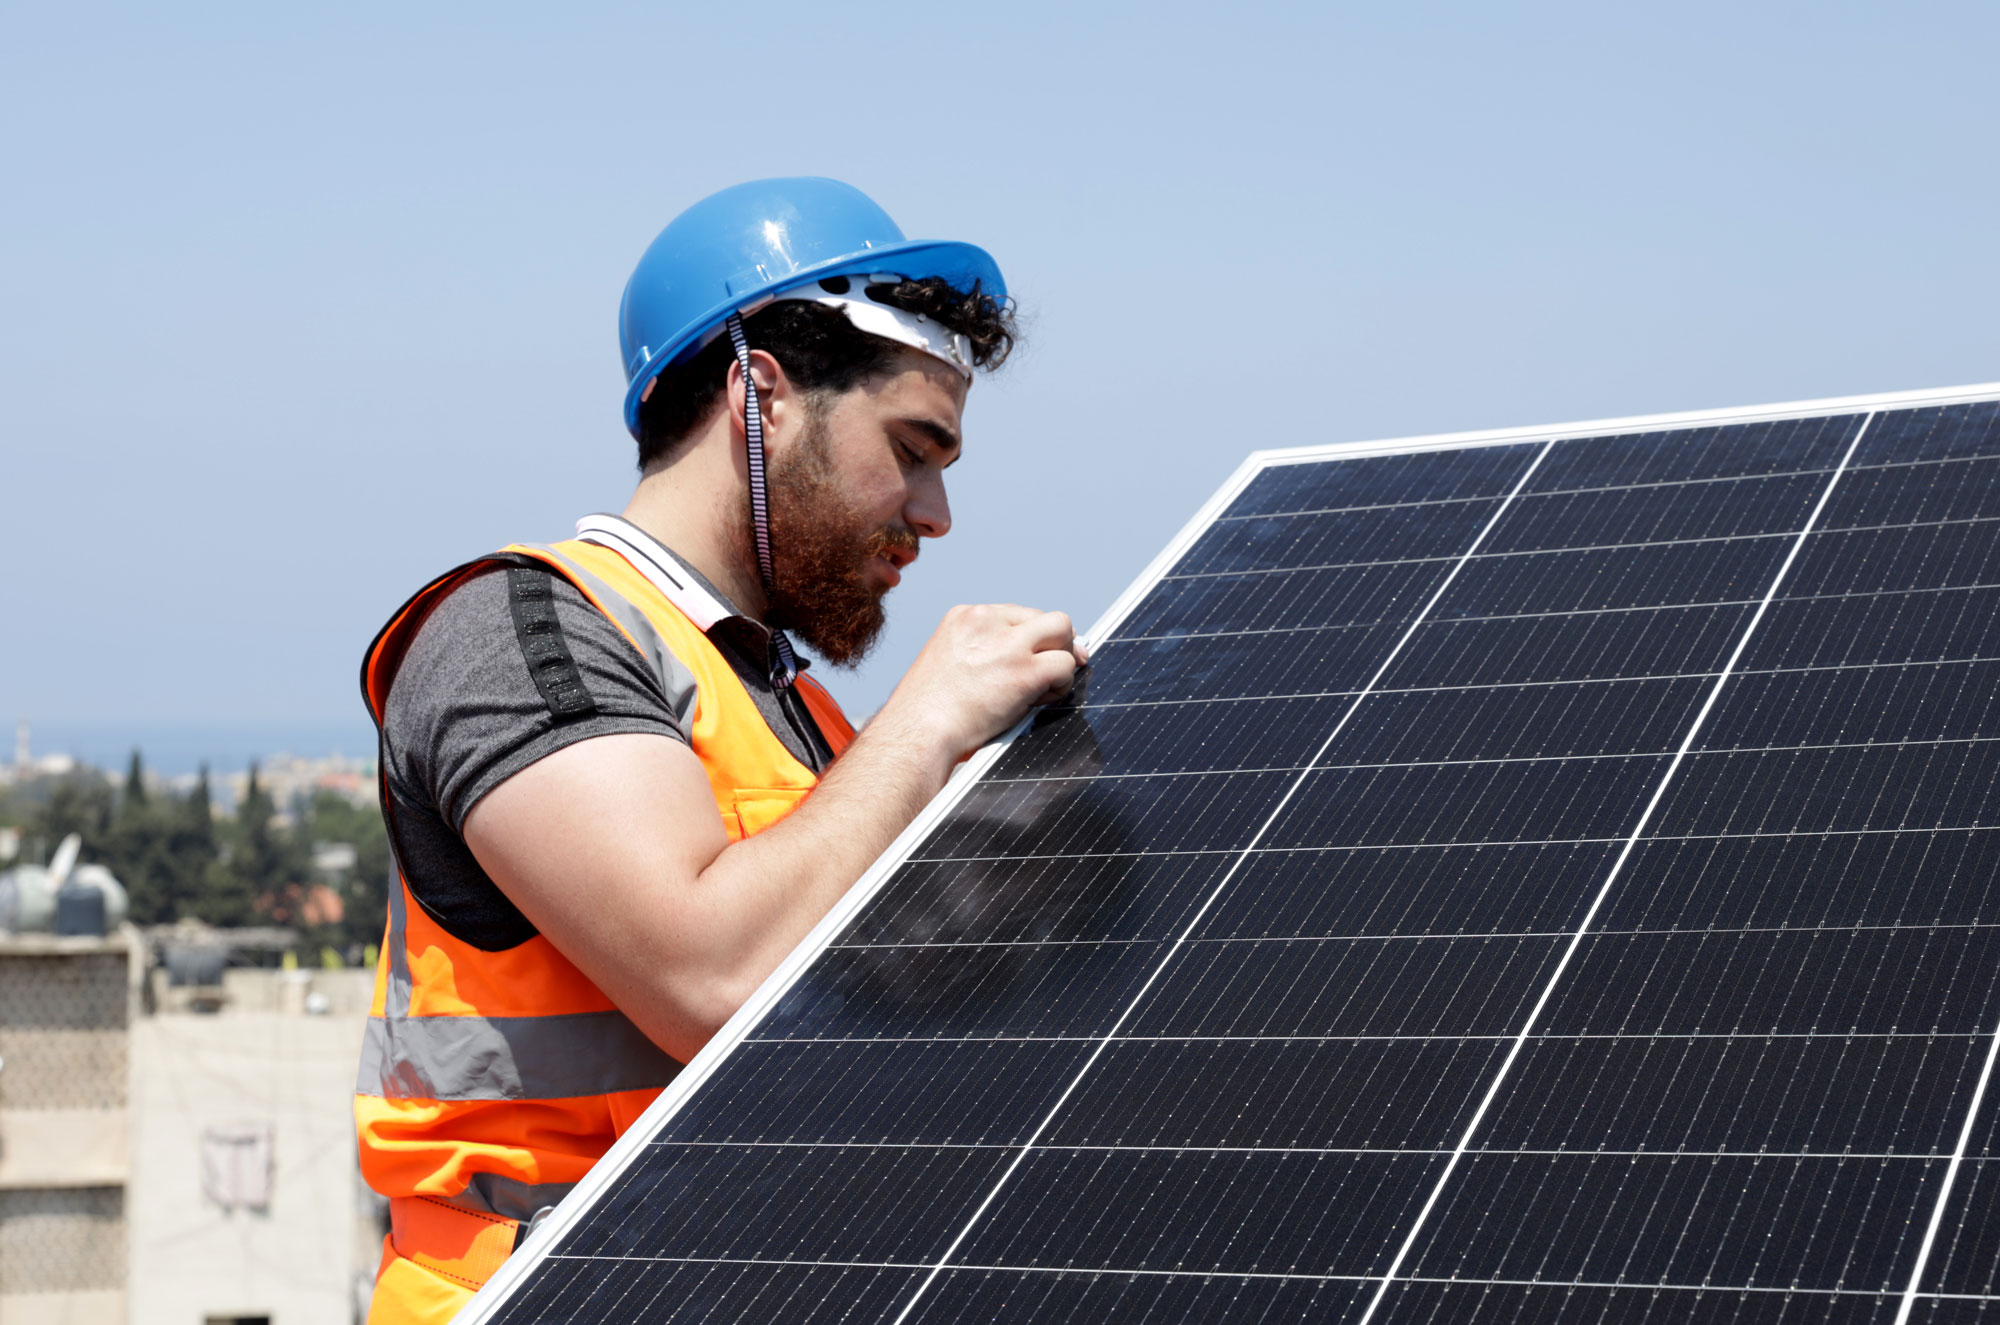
[462, 383, 2000, 1323]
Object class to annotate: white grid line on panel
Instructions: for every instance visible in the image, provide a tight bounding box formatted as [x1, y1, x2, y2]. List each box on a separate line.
[977, 735, 2000, 787]
[534, 1251, 1997, 1305]
[1167, 511, 2000, 584]
[1248, 381, 1995, 470]
[650, 1141, 1981, 1162]
[910, 822, 2000, 864]
[819, 921, 2000, 954]
[1079, 655, 2000, 712]
[1218, 464, 1843, 523]
[881, 441, 1564, 1325]
[1216, 448, 2000, 527]
[1894, 1011, 2000, 1322]
[747, 1031, 1996, 1047]
[1108, 577, 2000, 644]
[1164, 529, 1796, 581]
[1350, 414, 1877, 1325]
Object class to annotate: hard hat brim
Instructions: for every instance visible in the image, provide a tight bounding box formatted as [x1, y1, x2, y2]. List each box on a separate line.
[621, 238, 1005, 441]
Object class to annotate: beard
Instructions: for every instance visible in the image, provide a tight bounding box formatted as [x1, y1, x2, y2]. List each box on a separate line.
[752, 413, 919, 667]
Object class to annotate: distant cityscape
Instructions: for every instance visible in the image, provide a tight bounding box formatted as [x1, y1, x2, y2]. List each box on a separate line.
[1, 719, 377, 817]
[0, 719, 390, 959]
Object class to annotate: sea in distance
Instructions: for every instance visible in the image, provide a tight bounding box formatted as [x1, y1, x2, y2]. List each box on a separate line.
[7, 717, 379, 778]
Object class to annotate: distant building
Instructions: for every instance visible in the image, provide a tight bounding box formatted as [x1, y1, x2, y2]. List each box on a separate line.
[0, 928, 381, 1325]
[225, 754, 376, 822]
[0, 930, 140, 1325]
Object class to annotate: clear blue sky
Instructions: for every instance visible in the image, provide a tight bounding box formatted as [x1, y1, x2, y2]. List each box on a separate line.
[4, 2, 1996, 763]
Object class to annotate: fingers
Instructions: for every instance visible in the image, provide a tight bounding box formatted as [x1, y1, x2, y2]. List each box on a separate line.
[1017, 609, 1077, 655]
[1026, 639, 1082, 706]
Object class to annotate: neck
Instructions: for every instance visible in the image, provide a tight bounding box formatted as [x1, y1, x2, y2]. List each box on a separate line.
[621, 434, 769, 620]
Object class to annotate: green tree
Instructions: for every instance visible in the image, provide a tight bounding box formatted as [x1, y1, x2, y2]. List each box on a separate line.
[37, 770, 114, 848]
[300, 789, 392, 953]
[163, 766, 220, 921]
[107, 750, 177, 924]
[194, 765, 265, 926]
[210, 762, 312, 929]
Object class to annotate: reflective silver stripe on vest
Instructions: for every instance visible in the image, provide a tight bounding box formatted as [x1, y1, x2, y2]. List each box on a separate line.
[382, 848, 414, 1018]
[524, 543, 698, 730]
[443, 1173, 579, 1224]
[357, 1010, 681, 1102]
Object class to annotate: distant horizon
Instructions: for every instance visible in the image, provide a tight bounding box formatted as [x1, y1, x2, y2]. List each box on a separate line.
[5, 717, 379, 778]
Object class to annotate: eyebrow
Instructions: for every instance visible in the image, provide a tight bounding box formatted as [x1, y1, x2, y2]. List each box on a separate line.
[902, 417, 963, 464]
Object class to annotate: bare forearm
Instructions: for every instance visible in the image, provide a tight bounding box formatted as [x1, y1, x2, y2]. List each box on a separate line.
[466, 603, 1084, 1064]
[669, 705, 958, 1025]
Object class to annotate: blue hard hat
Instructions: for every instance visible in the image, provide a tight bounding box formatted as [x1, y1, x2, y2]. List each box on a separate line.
[618, 177, 1007, 440]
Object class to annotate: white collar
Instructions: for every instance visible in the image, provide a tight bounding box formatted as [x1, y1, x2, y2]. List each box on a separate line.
[573, 514, 737, 632]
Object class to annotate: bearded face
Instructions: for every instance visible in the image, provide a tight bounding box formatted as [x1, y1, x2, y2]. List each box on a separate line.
[758, 406, 919, 666]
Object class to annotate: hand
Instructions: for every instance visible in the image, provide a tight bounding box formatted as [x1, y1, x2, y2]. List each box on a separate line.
[877, 604, 1089, 765]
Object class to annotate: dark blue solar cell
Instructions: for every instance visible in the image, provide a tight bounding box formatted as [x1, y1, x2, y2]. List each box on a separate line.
[1483, 470, 1828, 554]
[657, 1039, 1091, 1144]
[1039, 1037, 1510, 1150]
[1856, 401, 2000, 466]
[1381, 600, 1755, 688]
[1782, 520, 2000, 598]
[907, 1269, 1371, 1325]
[914, 767, 1293, 859]
[1228, 443, 1535, 517]
[1535, 927, 2000, 1036]
[842, 852, 1214, 949]
[1526, 414, 1861, 490]
[1700, 659, 2000, 750]
[984, 694, 1352, 780]
[1826, 454, 2000, 529]
[1115, 559, 1445, 639]
[758, 940, 1166, 1044]
[1436, 537, 1793, 617]
[1595, 829, 2000, 932]
[1401, 1151, 1937, 1293]
[501, 1260, 919, 1325]
[1189, 841, 1618, 939]
[951, 1149, 1442, 1278]
[1261, 756, 1669, 850]
[1082, 620, 1407, 704]
[1920, 1146, 2000, 1297]
[1483, 1033, 1992, 1154]
[551, 1142, 1012, 1262]
[1745, 586, 2000, 671]
[1126, 934, 1566, 1039]
[1385, 1280, 1887, 1323]
[1330, 675, 1710, 764]
[1176, 497, 1502, 576]
[1648, 741, 2000, 838]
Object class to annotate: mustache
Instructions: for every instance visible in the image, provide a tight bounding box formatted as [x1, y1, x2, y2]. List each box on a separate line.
[864, 525, 920, 562]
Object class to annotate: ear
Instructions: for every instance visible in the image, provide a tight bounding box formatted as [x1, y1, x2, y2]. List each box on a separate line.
[725, 349, 797, 445]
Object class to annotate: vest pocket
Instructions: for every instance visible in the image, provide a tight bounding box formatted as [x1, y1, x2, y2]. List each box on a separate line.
[728, 786, 813, 839]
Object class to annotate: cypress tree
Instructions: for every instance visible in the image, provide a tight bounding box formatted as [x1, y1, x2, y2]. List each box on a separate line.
[166, 767, 218, 921]
[110, 749, 175, 924]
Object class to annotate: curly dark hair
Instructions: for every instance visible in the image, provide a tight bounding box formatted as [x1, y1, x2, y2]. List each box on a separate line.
[634, 276, 1017, 471]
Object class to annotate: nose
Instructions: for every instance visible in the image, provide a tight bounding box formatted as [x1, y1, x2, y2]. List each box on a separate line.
[906, 468, 952, 540]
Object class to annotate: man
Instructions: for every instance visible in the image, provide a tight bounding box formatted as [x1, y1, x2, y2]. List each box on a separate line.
[355, 178, 1084, 1323]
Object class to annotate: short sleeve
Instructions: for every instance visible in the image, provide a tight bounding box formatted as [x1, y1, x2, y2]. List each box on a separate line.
[384, 565, 691, 831]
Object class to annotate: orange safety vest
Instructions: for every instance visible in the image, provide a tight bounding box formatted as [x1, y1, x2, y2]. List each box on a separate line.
[355, 537, 855, 1324]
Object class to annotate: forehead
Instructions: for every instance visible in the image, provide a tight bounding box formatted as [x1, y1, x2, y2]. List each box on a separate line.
[844, 349, 969, 427]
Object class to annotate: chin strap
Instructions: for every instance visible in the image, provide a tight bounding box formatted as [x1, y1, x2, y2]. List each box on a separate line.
[723, 311, 799, 689]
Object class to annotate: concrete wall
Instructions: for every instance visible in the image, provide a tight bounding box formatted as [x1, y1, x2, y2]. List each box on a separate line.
[0, 934, 137, 1325]
[127, 973, 377, 1325]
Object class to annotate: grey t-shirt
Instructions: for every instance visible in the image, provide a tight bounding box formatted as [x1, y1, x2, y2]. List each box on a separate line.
[380, 561, 834, 951]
